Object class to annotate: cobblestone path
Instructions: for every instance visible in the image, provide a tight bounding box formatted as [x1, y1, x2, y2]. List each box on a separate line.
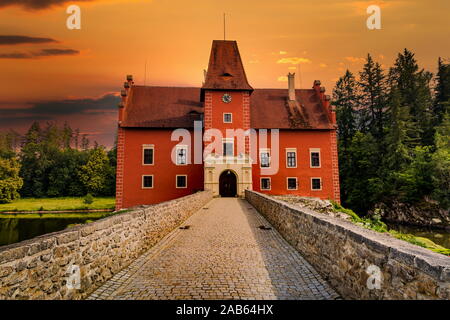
[87, 198, 340, 300]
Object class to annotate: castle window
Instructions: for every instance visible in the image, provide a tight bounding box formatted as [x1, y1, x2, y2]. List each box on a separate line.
[260, 178, 271, 190]
[311, 178, 322, 190]
[287, 177, 298, 190]
[223, 139, 234, 157]
[286, 148, 297, 168]
[260, 149, 271, 168]
[142, 175, 153, 189]
[310, 149, 321, 168]
[142, 145, 154, 165]
[176, 145, 188, 165]
[223, 113, 232, 123]
[176, 175, 187, 188]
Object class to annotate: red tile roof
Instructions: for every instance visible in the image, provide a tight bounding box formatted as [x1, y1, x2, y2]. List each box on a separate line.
[121, 86, 333, 130]
[202, 40, 253, 92]
[121, 86, 203, 128]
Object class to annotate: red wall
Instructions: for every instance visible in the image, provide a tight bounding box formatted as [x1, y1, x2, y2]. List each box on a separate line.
[252, 130, 337, 201]
[119, 128, 204, 209]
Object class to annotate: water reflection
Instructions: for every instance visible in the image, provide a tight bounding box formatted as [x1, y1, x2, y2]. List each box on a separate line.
[386, 222, 450, 249]
[0, 214, 106, 247]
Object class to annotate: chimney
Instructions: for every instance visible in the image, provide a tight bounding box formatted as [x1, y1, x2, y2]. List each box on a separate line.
[288, 73, 296, 101]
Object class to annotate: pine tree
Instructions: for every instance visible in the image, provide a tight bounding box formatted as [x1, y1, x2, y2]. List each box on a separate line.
[358, 54, 387, 141]
[389, 49, 434, 146]
[433, 58, 450, 126]
[333, 70, 359, 205]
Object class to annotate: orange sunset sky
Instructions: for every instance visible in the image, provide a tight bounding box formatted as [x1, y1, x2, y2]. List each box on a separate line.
[0, 0, 449, 147]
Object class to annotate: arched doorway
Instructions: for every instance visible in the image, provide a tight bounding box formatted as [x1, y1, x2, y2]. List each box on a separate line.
[219, 170, 237, 197]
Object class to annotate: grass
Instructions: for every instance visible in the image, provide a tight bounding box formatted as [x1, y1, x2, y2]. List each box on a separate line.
[330, 200, 450, 256]
[0, 197, 115, 213]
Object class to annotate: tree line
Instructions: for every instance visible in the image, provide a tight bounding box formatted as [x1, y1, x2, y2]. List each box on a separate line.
[333, 50, 449, 215]
[0, 122, 116, 203]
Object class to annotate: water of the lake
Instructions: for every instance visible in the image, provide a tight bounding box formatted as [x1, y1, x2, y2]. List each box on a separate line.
[386, 222, 450, 249]
[0, 214, 108, 247]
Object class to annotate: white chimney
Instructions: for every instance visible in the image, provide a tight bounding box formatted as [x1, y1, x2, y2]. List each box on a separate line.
[288, 73, 296, 101]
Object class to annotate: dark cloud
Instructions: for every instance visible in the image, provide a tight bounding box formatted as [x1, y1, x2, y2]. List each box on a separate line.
[0, 48, 80, 59]
[0, 52, 31, 59]
[35, 48, 79, 56]
[0, 94, 120, 117]
[0, 0, 93, 10]
[0, 35, 58, 45]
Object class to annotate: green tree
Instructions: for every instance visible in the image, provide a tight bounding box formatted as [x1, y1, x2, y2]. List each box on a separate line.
[78, 147, 111, 196]
[389, 49, 434, 146]
[0, 157, 23, 203]
[344, 132, 383, 213]
[433, 58, 450, 126]
[358, 54, 387, 141]
[431, 114, 450, 209]
[333, 70, 360, 206]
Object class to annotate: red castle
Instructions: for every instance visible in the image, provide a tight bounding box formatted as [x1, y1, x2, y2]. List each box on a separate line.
[115, 40, 340, 210]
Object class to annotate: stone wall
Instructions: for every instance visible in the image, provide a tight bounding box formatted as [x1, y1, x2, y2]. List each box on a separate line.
[245, 190, 450, 300]
[0, 191, 212, 300]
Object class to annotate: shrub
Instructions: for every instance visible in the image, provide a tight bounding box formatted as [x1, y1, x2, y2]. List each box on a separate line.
[83, 193, 94, 205]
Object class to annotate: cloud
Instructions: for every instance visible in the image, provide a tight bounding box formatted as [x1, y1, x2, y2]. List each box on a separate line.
[319, 63, 328, 68]
[277, 57, 312, 65]
[0, 48, 80, 59]
[345, 56, 366, 63]
[279, 51, 287, 55]
[0, 52, 31, 59]
[35, 48, 79, 56]
[0, 0, 93, 10]
[0, 35, 58, 45]
[0, 94, 120, 118]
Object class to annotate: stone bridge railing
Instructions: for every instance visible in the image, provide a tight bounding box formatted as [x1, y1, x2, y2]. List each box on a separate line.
[245, 190, 450, 300]
[0, 191, 213, 300]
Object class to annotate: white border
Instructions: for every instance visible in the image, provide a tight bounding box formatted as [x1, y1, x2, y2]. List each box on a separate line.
[285, 148, 297, 168]
[310, 148, 321, 168]
[311, 177, 322, 191]
[223, 112, 233, 123]
[286, 177, 298, 190]
[260, 177, 271, 190]
[142, 144, 154, 166]
[259, 148, 271, 169]
[175, 145, 188, 166]
[176, 175, 188, 189]
[142, 175, 154, 189]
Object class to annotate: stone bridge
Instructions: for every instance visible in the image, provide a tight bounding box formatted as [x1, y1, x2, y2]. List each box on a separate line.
[0, 191, 449, 300]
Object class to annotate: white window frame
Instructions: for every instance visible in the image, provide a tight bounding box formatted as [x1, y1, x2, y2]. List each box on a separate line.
[175, 145, 188, 166]
[223, 113, 233, 123]
[260, 177, 271, 190]
[222, 138, 234, 157]
[310, 148, 321, 168]
[142, 144, 154, 166]
[259, 148, 271, 168]
[286, 177, 298, 190]
[142, 175, 154, 189]
[286, 148, 297, 168]
[311, 177, 322, 191]
[176, 175, 188, 189]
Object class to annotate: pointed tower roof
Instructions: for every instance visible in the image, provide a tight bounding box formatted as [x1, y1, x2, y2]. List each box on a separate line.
[202, 40, 253, 93]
